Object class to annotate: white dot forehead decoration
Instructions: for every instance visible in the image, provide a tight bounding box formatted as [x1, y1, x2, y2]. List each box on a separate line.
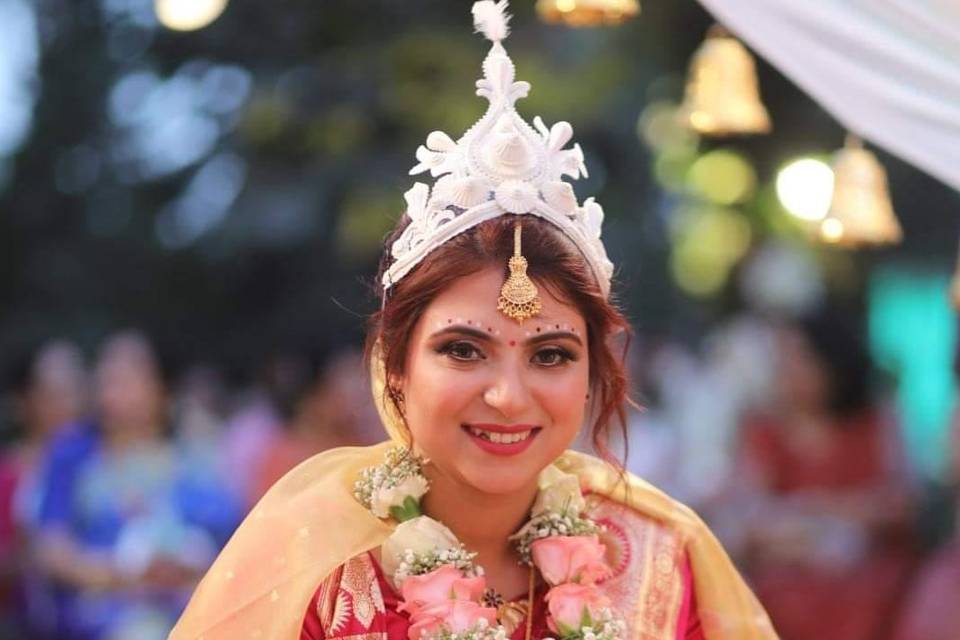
[382, 0, 614, 299]
[432, 318, 580, 336]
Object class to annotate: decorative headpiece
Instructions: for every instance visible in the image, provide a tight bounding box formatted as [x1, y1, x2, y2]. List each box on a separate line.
[383, 0, 615, 312]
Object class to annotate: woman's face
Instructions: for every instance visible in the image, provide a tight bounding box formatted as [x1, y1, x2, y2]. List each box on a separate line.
[400, 266, 591, 496]
[95, 354, 165, 433]
[775, 326, 829, 412]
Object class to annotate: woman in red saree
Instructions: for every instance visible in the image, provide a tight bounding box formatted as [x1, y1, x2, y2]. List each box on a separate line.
[735, 313, 917, 640]
[891, 399, 960, 640]
[170, 3, 777, 639]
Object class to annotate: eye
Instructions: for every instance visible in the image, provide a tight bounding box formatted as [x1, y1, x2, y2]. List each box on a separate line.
[437, 340, 485, 362]
[532, 346, 575, 367]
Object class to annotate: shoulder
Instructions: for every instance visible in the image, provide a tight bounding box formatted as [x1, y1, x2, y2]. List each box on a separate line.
[565, 454, 775, 638]
[267, 441, 395, 495]
[558, 450, 706, 537]
[558, 452, 708, 639]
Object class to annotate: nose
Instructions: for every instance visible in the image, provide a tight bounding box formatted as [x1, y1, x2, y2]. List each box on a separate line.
[482, 361, 534, 418]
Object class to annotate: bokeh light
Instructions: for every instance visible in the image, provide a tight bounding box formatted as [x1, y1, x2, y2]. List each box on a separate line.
[637, 100, 697, 151]
[686, 149, 757, 205]
[0, 0, 39, 160]
[653, 145, 699, 191]
[820, 217, 844, 243]
[670, 206, 752, 297]
[155, 0, 228, 31]
[776, 158, 834, 221]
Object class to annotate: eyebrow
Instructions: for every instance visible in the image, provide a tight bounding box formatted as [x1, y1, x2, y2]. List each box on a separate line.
[429, 324, 584, 347]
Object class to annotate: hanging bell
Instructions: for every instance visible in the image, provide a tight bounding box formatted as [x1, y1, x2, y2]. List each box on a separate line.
[819, 135, 902, 247]
[679, 25, 771, 136]
[536, 0, 639, 27]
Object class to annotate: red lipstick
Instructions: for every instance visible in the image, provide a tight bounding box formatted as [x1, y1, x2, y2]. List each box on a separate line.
[462, 423, 541, 456]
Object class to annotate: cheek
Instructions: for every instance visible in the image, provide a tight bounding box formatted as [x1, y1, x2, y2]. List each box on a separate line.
[535, 367, 590, 431]
[403, 354, 479, 435]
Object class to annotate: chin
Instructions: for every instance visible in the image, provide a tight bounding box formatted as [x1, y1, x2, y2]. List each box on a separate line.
[459, 464, 540, 496]
[456, 446, 561, 496]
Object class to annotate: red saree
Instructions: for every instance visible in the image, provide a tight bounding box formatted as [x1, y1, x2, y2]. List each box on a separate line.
[299, 494, 705, 640]
[741, 411, 916, 640]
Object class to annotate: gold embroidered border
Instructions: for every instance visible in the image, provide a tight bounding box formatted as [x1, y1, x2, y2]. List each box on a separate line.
[340, 553, 385, 630]
[634, 522, 683, 639]
[320, 553, 387, 638]
[317, 564, 345, 634]
[586, 496, 686, 640]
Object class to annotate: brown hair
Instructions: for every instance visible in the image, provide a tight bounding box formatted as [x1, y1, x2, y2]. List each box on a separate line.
[365, 214, 632, 468]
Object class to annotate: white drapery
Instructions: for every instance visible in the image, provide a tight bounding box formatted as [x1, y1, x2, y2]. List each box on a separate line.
[696, 0, 960, 194]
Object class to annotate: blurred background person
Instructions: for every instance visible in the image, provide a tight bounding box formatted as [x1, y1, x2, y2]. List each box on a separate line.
[28, 331, 241, 640]
[217, 353, 299, 509]
[729, 309, 918, 640]
[0, 340, 88, 638]
[248, 348, 382, 504]
[170, 364, 238, 509]
[889, 341, 960, 640]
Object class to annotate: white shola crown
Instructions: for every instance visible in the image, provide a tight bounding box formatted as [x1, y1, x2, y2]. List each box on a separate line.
[384, 0, 615, 297]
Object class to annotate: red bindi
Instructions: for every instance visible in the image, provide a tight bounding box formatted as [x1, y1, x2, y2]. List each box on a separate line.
[509, 340, 516, 347]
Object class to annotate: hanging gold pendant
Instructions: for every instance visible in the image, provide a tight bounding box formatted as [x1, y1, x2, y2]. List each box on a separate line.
[497, 601, 529, 636]
[498, 222, 542, 323]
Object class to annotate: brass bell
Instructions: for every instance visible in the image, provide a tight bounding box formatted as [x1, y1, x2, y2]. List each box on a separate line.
[536, 0, 640, 27]
[820, 135, 902, 247]
[679, 25, 771, 136]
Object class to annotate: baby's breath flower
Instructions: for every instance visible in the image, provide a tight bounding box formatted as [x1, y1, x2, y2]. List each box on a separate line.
[420, 621, 511, 640]
[393, 544, 480, 583]
[550, 608, 624, 640]
[510, 510, 602, 565]
[353, 447, 428, 520]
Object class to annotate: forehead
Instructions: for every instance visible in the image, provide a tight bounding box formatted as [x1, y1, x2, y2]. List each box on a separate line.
[421, 267, 586, 332]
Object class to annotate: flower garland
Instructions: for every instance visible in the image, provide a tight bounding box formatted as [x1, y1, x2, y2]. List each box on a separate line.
[353, 447, 626, 640]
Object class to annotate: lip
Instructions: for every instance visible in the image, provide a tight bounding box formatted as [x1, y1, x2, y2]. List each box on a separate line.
[462, 424, 541, 457]
[466, 423, 538, 433]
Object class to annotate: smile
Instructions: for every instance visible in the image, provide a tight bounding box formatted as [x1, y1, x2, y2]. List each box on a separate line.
[467, 427, 533, 443]
[462, 423, 541, 456]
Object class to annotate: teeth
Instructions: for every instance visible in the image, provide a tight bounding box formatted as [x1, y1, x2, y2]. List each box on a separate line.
[468, 428, 533, 444]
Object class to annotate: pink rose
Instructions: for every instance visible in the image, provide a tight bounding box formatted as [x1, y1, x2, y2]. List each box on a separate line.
[544, 583, 611, 635]
[407, 601, 498, 640]
[531, 535, 610, 586]
[398, 565, 487, 617]
[406, 602, 447, 640]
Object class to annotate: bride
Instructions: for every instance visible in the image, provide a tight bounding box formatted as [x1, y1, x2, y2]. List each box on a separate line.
[170, 3, 777, 639]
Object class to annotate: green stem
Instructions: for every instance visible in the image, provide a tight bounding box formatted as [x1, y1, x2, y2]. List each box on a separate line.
[389, 495, 423, 522]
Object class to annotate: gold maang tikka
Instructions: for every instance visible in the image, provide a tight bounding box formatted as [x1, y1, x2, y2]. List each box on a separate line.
[497, 221, 542, 323]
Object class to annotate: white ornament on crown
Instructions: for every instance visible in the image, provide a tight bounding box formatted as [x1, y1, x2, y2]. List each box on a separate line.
[383, 0, 615, 298]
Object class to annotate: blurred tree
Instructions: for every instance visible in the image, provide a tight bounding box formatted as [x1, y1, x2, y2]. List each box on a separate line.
[1, 0, 957, 381]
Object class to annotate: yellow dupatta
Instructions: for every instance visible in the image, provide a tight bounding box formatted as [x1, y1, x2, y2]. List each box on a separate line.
[169, 365, 777, 640]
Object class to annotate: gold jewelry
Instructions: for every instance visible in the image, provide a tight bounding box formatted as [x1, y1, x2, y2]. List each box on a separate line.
[497, 221, 542, 323]
[485, 567, 536, 637]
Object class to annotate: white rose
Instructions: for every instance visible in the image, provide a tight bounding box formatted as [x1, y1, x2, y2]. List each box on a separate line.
[370, 474, 429, 518]
[381, 515, 460, 581]
[532, 467, 584, 516]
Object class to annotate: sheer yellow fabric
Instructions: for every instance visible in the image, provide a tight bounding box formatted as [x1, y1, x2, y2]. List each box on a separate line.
[169, 362, 777, 640]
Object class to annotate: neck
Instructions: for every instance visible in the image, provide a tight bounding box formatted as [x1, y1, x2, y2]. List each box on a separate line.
[421, 466, 538, 575]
